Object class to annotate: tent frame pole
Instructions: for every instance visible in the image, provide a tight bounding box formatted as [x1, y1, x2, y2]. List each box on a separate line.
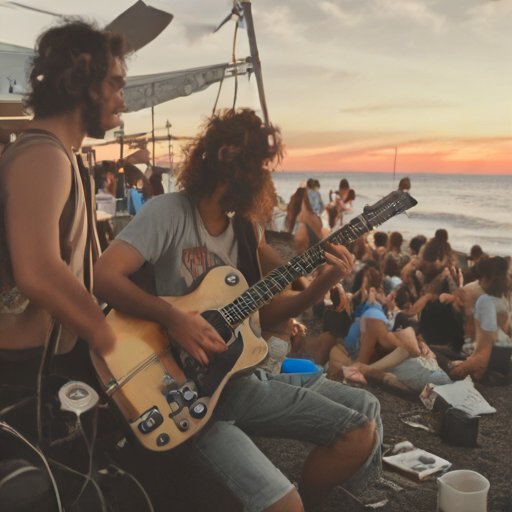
[241, 1, 269, 126]
[151, 105, 156, 166]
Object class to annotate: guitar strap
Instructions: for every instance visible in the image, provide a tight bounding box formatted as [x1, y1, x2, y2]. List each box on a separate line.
[232, 215, 261, 287]
[76, 153, 101, 294]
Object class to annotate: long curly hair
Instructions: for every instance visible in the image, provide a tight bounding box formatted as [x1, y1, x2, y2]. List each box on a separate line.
[286, 187, 313, 233]
[176, 109, 283, 224]
[24, 20, 126, 119]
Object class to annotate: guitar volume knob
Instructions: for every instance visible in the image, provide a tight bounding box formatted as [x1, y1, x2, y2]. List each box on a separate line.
[183, 389, 197, 402]
[190, 402, 207, 419]
[225, 272, 239, 286]
[156, 433, 170, 447]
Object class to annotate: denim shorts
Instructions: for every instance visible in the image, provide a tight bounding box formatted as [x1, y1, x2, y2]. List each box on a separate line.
[193, 371, 382, 512]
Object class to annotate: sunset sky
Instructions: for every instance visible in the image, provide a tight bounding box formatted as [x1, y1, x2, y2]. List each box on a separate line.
[1, 0, 511, 174]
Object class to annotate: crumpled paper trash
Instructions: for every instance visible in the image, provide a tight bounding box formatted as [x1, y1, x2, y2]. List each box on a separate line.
[420, 376, 496, 416]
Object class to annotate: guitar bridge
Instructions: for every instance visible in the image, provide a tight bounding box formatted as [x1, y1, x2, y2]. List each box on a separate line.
[161, 374, 179, 396]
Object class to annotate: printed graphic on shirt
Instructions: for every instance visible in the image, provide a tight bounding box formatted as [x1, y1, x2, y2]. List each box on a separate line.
[181, 245, 225, 287]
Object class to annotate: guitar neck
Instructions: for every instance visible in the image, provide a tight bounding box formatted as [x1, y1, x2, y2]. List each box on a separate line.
[219, 215, 370, 328]
[219, 191, 416, 328]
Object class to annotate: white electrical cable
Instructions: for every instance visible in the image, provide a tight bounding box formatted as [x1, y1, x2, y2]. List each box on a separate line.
[0, 421, 63, 512]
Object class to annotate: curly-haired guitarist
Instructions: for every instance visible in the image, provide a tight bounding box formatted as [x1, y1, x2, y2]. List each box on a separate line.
[94, 108, 382, 512]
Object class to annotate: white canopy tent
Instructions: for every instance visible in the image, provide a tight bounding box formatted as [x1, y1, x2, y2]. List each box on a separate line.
[0, 38, 252, 112]
[124, 61, 250, 112]
[0, 0, 268, 145]
[0, 41, 32, 96]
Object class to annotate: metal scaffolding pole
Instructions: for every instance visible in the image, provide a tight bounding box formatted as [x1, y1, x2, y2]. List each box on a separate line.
[166, 119, 172, 171]
[241, 1, 269, 126]
[151, 105, 156, 166]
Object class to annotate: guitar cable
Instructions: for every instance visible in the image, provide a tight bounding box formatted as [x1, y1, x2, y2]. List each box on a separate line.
[99, 464, 155, 512]
[0, 420, 63, 512]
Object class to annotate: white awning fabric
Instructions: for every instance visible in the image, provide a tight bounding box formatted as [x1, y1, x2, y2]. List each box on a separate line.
[124, 61, 250, 112]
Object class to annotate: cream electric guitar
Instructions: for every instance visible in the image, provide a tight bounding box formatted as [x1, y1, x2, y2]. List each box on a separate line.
[94, 191, 417, 451]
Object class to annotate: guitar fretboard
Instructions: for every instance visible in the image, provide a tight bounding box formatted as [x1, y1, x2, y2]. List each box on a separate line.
[219, 193, 412, 328]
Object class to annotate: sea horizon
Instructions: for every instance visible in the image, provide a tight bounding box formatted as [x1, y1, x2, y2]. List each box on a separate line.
[271, 171, 512, 257]
[274, 170, 512, 177]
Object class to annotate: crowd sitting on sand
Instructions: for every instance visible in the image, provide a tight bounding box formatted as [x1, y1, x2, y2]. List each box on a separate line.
[266, 176, 512, 390]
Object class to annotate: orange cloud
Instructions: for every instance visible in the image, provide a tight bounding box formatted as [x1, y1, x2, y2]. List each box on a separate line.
[281, 136, 512, 175]
[89, 134, 511, 176]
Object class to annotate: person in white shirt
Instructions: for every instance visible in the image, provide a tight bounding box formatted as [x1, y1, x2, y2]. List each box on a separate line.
[449, 257, 510, 380]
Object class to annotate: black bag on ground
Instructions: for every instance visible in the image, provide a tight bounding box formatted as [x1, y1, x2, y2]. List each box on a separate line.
[441, 407, 479, 448]
[487, 345, 512, 376]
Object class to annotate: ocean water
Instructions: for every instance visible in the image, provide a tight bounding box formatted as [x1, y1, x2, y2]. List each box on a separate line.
[271, 171, 512, 257]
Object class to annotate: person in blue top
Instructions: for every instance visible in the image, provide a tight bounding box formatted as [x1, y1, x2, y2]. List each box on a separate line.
[345, 283, 421, 365]
[128, 178, 152, 215]
[306, 178, 324, 216]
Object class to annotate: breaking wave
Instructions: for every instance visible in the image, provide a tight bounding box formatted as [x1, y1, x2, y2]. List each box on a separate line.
[407, 211, 512, 232]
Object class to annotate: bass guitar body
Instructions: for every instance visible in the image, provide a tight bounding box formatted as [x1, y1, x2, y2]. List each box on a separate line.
[96, 266, 268, 452]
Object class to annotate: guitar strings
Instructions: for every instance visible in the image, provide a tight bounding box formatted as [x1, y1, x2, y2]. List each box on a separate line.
[219, 194, 414, 329]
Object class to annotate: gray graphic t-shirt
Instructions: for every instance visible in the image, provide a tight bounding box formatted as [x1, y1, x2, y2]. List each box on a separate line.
[117, 192, 238, 297]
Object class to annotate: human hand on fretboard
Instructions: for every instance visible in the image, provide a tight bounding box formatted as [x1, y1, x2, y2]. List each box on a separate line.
[315, 243, 354, 286]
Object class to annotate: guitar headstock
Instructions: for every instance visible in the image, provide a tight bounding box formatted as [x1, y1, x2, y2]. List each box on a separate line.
[361, 191, 418, 229]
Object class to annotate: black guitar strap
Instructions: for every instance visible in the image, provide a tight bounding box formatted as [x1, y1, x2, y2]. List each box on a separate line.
[232, 215, 261, 287]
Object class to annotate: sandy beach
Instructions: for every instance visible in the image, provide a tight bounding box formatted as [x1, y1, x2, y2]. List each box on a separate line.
[103, 376, 511, 512]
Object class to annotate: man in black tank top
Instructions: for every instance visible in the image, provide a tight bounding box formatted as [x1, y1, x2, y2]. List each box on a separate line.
[0, 21, 128, 405]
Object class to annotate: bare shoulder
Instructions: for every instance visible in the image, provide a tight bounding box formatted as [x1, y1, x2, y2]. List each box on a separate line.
[3, 143, 72, 198]
[4, 142, 70, 177]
